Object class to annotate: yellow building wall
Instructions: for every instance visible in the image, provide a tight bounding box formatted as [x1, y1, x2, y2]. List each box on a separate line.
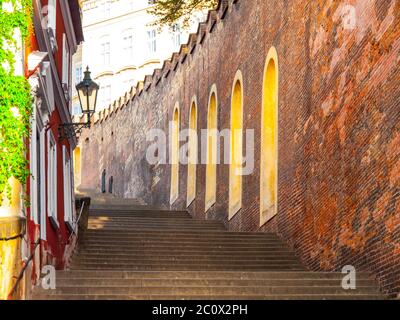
[0, 177, 23, 300]
[186, 100, 197, 206]
[205, 88, 218, 212]
[229, 72, 243, 219]
[73, 147, 81, 189]
[260, 47, 278, 226]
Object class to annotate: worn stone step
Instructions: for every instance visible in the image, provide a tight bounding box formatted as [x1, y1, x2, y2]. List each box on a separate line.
[84, 229, 279, 237]
[35, 285, 380, 296]
[89, 210, 190, 216]
[54, 278, 377, 288]
[72, 257, 303, 264]
[72, 257, 301, 265]
[87, 221, 224, 227]
[87, 225, 226, 231]
[33, 293, 385, 300]
[55, 270, 376, 280]
[81, 237, 283, 244]
[90, 208, 189, 213]
[80, 249, 288, 256]
[81, 237, 285, 243]
[77, 247, 293, 256]
[76, 251, 296, 258]
[88, 217, 220, 223]
[78, 244, 294, 252]
[88, 216, 192, 221]
[82, 233, 280, 241]
[68, 264, 305, 271]
[80, 239, 285, 246]
[82, 231, 279, 237]
[34, 201, 385, 300]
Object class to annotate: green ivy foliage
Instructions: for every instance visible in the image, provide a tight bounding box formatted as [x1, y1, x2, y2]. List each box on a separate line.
[0, 0, 33, 204]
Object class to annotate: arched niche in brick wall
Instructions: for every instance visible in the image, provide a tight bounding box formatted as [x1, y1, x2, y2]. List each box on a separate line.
[205, 85, 218, 213]
[170, 103, 180, 205]
[229, 70, 244, 220]
[186, 96, 198, 207]
[260, 46, 279, 226]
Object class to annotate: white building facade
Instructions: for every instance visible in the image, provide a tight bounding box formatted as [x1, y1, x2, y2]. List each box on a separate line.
[72, 0, 205, 113]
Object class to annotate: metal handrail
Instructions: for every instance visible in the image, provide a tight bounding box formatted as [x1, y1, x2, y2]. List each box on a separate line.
[7, 201, 86, 299]
[67, 200, 85, 243]
[8, 238, 40, 300]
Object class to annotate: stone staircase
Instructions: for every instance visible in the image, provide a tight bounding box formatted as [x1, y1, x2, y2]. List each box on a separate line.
[34, 204, 385, 300]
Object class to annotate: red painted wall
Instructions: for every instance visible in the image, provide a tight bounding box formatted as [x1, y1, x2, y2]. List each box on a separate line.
[43, 111, 72, 268]
[26, 0, 74, 278]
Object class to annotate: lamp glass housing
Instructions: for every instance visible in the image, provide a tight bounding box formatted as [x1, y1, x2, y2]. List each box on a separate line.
[76, 67, 99, 115]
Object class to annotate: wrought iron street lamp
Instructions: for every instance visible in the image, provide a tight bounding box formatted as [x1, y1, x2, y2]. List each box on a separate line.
[58, 66, 99, 140]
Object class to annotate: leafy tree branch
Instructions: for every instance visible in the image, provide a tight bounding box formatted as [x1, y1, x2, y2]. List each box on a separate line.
[148, 0, 218, 29]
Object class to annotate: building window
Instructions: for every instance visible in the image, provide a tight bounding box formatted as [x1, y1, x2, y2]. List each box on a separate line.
[100, 39, 111, 66]
[123, 79, 135, 93]
[187, 97, 197, 207]
[47, 131, 58, 227]
[170, 103, 179, 204]
[47, 0, 57, 50]
[29, 119, 47, 237]
[75, 65, 83, 84]
[39, 130, 46, 239]
[205, 85, 218, 212]
[123, 33, 134, 60]
[260, 47, 279, 226]
[62, 34, 70, 87]
[229, 71, 243, 219]
[100, 84, 111, 108]
[29, 116, 39, 225]
[171, 23, 181, 49]
[72, 103, 81, 115]
[147, 29, 157, 54]
[100, 0, 111, 18]
[63, 146, 73, 225]
[47, 0, 57, 32]
[42, 61, 55, 112]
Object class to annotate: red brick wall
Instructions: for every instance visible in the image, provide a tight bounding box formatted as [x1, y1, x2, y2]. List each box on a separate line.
[79, 0, 400, 296]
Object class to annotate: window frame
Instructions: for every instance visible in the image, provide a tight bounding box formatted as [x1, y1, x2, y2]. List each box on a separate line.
[100, 37, 111, 66]
[47, 0, 57, 33]
[63, 145, 74, 229]
[147, 29, 157, 54]
[62, 33, 70, 87]
[47, 130, 58, 229]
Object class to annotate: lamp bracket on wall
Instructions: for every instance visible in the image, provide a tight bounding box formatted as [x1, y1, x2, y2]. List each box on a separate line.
[58, 122, 90, 141]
